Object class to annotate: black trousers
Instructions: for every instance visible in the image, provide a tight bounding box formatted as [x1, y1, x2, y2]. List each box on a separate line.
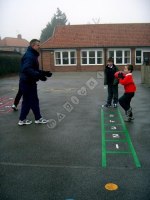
[119, 92, 134, 111]
[14, 86, 22, 106]
[107, 84, 118, 104]
[19, 82, 42, 121]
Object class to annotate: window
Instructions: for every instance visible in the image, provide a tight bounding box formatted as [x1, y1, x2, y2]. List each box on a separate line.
[109, 51, 114, 60]
[136, 50, 142, 64]
[55, 52, 61, 65]
[108, 49, 131, 65]
[124, 50, 130, 64]
[70, 51, 76, 64]
[116, 51, 122, 64]
[81, 49, 103, 65]
[81, 51, 87, 64]
[55, 50, 77, 66]
[97, 51, 103, 64]
[14, 48, 20, 52]
[62, 52, 69, 64]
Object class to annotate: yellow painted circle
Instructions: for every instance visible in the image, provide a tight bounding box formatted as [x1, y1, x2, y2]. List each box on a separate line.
[105, 183, 119, 191]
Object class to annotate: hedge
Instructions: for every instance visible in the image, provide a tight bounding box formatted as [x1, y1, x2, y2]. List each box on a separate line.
[0, 53, 22, 76]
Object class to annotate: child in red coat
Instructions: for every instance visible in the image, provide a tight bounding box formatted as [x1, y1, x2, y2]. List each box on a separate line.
[115, 65, 136, 122]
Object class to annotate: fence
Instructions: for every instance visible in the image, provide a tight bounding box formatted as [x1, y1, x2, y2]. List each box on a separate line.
[141, 65, 150, 87]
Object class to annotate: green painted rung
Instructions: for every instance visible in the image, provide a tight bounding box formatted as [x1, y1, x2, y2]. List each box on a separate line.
[106, 130, 125, 133]
[104, 124, 122, 126]
[106, 151, 131, 154]
[105, 139, 127, 142]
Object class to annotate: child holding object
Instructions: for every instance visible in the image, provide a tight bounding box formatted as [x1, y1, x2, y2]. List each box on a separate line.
[115, 65, 136, 122]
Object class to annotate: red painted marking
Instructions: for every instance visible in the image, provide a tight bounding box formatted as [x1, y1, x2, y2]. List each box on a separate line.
[0, 96, 14, 114]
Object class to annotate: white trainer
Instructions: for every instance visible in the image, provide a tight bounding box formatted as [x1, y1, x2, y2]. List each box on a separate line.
[18, 119, 32, 126]
[12, 104, 18, 111]
[35, 118, 49, 124]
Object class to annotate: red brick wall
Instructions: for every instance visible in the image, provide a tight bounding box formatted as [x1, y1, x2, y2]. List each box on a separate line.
[41, 51, 55, 71]
[41, 49, 141, 72]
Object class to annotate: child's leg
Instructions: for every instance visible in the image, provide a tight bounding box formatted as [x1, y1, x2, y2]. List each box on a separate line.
[107, 85, 113, 105]
[119, 93, 128, 111]
[119, 93, 135, 121]
[112, 85, 118, 104]
[126, 93, 134, 117]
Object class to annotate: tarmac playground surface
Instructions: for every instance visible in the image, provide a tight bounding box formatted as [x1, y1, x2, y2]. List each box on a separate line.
[0, 71, 150, 200]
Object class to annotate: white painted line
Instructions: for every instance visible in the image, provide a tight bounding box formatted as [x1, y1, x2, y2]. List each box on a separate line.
[109, 114, 114, 117]
[111, 126, 117, 130]
[110, 120, 115, 123]
[112, 134, 120, 138]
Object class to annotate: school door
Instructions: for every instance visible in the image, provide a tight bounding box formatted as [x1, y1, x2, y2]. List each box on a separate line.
[143, 52, 150, 65]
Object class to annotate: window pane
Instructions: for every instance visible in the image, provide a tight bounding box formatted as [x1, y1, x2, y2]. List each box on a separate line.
[55, 52, 60, 59]
[116, 58, 122, 64]
[89, 58, 95, 64]
[70, 51, 75, 57]
[70, 51, 76, 64]
[125, 51, 130, 57]
[136, 50, 141, 57]
[82, 58, 87, 64]
[82, 51, 87, 64]
[116, 51, 122, 64]
[124, 58, 130, 63]
[55, 52, 61, 65]
[82, 51, 87, 57]
[97, 51, 102, 57]
[62, 52, 69, 64]
[109, 51, 114, 58]
[124, 51, 130, 64]
[116, 51, 122, 57]
[89, 51, 95, 64]
[136, 50, 142, 64]
[89, 51, 95, 57]
[136, 57, 141, 63]
[71, 58, 75, 64]
[97, 58, 102, 64]
[56, 59, 61, 65]
[62, 52, 68, 57]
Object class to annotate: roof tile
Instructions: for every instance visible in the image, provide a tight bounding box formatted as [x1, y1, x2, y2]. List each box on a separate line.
[41, 23, 150, 48]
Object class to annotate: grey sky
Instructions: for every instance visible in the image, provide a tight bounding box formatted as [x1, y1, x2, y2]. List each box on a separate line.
[0, 0, 150, 41]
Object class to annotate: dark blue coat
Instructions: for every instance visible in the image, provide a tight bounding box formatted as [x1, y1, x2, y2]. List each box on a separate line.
[19, 46, 41, 84]
[104, 64, 119, 85]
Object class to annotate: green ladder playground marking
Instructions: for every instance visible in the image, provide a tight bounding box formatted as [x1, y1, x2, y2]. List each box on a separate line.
[101, 108, 141, 168]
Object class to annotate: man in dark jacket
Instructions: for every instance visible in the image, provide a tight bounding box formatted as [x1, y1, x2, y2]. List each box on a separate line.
[104, 57, 119, 108]
[18, 39, 52, 125]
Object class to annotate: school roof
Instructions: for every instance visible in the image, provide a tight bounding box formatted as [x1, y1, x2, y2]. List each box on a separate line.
[41, 23, 150, 49]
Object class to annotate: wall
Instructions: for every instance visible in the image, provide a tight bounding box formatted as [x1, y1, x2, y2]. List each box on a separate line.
[41, 49, 141, 72]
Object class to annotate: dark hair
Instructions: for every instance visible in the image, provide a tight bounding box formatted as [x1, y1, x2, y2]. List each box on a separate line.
[30, 39, 40, 46]
[107, 57, 114, 63]
[127, 64, 134, 72]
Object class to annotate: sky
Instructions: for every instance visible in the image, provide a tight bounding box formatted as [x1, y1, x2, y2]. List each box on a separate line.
[0, 0, 150, 41]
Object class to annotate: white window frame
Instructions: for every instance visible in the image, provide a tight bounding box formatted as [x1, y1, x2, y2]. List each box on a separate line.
[81, 49, 104, 65]
[135, 48, 150, 65]
[135, 49, 142, 65]
[54, 49, 77, 66]
[108, 49, 131, 65]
